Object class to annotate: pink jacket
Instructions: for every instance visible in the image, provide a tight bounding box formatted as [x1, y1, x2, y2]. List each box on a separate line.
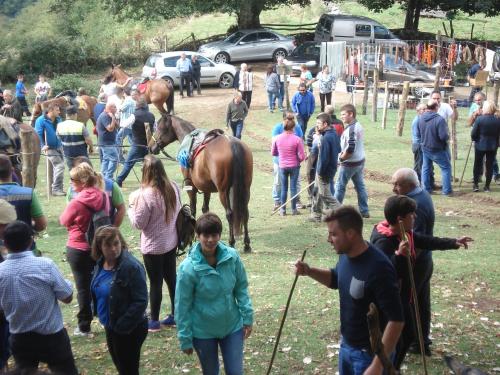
[60, 187, 110, 251]
[271, 132, 305, 168]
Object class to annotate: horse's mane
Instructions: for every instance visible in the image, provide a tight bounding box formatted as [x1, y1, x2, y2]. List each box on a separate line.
[168, 115, 196, 132]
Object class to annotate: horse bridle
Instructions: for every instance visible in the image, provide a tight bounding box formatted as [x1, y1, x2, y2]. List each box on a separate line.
[150, 133, 177, 162]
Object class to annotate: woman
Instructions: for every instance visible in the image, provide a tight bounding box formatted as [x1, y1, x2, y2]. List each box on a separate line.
[310, 65, 336, 112]
[271, 117, 306, 215]
[128, 155, 181, 332]
[60, 162, 110, 337]
[471, 100, 500, 192]
[175, 213, 253, 375]
[234, 63, 253, 108]
[265, 64, 280, 113]
[91, 226, 148, 375]
[299, 64, 313, 92]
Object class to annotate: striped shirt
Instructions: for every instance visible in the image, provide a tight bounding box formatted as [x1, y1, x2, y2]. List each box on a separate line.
[0, 251, 72, 334]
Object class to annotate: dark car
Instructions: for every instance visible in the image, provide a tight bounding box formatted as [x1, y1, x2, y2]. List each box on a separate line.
[285, 41, 321, 76]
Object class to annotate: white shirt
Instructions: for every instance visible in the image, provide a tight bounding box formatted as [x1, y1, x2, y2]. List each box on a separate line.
[238, 71, 253, 92]
[35, 82, 51, 96]
[438, 103, 454, 124]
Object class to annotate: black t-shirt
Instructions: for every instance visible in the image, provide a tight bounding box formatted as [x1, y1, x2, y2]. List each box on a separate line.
[131, 107, 155, 146]
[330, 244, 403, 349]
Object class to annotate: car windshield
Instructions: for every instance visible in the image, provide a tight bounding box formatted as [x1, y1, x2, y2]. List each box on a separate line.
[225, 31, 246, 44]
[292, 43, 319, 57]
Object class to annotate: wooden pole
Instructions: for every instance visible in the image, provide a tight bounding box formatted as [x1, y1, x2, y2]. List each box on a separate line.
[367, 304, 397, 375]
[396, 81, 410, 136]
[20, 129, 35, 188]
[381, 81, 390, 129]
[433, 66, 441, 93]
[372, 68, 379, 122]
[449, 96, 458, 176]
[362, 72, 369, 115]
[493, 80, 500, 107]
[44, 131, 53, 199]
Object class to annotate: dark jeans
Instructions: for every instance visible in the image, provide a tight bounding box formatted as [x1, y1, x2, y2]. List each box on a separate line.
[105, 320, 148, 375]
[10, 329, 78, 375]
[66, 247, 95, 332]
[319, 92, 332, 112]
[0, 317, 9, 369]
[180, 72, 192, 96]
[241, 91, 252, 109]
[473, 148, 497, 188]
[16, 96, 31, 116]
[412, 144, 434, 187]
[192, 72, 201, 94]
[296, 115, 310, 138]
[413, 253, 434, 346]
[143, 251, 177, 321]
[395, 302, 415, 370]
[116, 144, 148, 186]
[230, 120, 244, 139]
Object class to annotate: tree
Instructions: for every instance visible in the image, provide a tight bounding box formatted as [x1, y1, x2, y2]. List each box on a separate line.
[0, 0, 36, 17]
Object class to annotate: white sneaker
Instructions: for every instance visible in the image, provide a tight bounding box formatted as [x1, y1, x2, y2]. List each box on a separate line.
[73, 327, 92, 337]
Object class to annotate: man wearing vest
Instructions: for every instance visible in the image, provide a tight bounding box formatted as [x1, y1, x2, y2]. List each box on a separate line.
[0, 155, 47, 252]
[35, 103, 65, 196]
[56, 106, 93, 169]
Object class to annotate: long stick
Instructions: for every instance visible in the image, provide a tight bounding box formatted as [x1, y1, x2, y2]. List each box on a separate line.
[367, 303, 397, 375]
[399, 221, 428, 375]
[271, 180, 315, 216]
[266, 250, 307, 375]
[459, 141, 473, 187]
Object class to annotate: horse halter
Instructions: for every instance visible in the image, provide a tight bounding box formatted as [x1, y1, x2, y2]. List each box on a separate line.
[150, 133, 176, 162]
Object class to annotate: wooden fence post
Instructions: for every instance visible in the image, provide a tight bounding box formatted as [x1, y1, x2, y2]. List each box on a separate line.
[449, 95, 457, 180]
[372, 68, 379, 122]
[493, 80, 499, 107]
[397, 82, 410, 136]
[362, 73, 369, 115]
[433, 66, 441, 93]
[20, 129, 35, 188]
[381, 81, 390, 129]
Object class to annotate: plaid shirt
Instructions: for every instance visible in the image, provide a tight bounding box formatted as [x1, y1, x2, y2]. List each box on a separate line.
[0, 251, 73, 334]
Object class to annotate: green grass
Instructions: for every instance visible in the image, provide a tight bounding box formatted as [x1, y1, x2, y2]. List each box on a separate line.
[24, 77, 500, 374]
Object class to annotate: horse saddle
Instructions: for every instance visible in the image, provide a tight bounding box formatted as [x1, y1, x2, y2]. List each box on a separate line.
[177, 129, 225, 169]
[137, 78, 149, 94]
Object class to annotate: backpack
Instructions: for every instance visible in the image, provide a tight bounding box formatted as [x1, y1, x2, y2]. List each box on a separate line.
[82, 192, 112, 246]
[174, 184, 196, 257]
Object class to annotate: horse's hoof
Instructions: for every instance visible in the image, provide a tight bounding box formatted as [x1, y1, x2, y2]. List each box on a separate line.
[244, 246, 252, 253]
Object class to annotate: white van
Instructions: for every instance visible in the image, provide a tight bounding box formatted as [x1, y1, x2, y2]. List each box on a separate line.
[314, 14, 406, 46]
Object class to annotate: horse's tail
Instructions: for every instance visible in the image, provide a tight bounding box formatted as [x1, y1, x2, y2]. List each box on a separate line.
[229, 139, 250, 237]
[166, 82, 174, 114]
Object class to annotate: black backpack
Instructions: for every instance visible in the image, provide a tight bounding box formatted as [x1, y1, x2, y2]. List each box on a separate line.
[82, 193, 112, 246]
[176, 204, 196, 256]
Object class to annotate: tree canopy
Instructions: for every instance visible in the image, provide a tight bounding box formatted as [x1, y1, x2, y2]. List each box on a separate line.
[0, 0, 36, 17]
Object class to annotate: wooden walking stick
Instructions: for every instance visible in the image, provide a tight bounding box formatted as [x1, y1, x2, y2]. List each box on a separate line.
[266, 250, 307, 375]
[271, 180, 315, 216]
[398, 221, 428, 375]
[367, 303, 397, 375]
[459, 140, 474, 187]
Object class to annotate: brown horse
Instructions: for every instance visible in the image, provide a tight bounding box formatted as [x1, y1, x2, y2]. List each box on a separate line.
[0, 116, 41, 187]
[149, 115, 253, 252]
[108, 64, 174, 115]
[30, 95, 97, 127]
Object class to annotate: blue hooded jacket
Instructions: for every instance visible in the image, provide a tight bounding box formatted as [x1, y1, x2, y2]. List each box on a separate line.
[417, 111, 449, 152]
[316, 127, 341, 180]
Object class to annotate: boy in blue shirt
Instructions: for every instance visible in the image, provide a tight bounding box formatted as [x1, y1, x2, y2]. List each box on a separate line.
[15, 73, 31, 117]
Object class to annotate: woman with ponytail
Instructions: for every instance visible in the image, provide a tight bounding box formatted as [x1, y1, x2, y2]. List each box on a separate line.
[60, 162, 110, 336]
[128, 155, 181, 332]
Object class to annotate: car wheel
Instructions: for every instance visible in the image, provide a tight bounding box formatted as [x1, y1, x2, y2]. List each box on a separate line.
[273, 48, 288, 62]
[214, 52, 230, 64]
[219, 73, 234, 88]
[162, 76, 174, 88]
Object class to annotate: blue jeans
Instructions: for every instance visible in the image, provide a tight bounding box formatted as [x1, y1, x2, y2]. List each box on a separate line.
[116, 127, 133, 162]
[100, 145, 119, 180]
[230, 120, 244, 139]
[267, 91, 277, 110]
[279, 166, 300, 212]
[339, 341, 373, 375]
[296, 115, 310, 138]
[116, 145, 148, 186]
[277, 82, 284, 110]
[192, 328, 244, 375]
[334, 164, 369, 215]
[272, 162, 281, 203]
[422, 149, 452, 195]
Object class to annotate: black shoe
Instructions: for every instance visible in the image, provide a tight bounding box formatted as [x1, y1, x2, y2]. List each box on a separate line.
[473, 184, 479, 192]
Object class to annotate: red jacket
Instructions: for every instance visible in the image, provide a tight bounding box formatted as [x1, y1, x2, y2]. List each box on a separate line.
[60, 187, 110, 251]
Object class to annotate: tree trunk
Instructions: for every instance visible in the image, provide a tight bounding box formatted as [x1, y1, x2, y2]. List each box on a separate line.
[413, 0, 423, 31]
[404, 0, 416, 30]
[237, 0, 263, 29]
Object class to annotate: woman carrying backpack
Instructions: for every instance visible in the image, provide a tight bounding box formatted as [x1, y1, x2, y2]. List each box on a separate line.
[128, 155, 181, 332]
[60, 162, 110, 337]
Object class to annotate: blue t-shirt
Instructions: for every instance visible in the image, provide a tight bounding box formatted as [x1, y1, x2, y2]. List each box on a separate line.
[15, 81, 26, 98]
[96, 112, 117, 145]
[92, 268, 114, 328]
[330, 244, 404, 349]
[271, 122, 303, 164]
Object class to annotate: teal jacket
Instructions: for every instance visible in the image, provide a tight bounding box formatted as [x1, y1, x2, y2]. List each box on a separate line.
[175, 241, 254, 350]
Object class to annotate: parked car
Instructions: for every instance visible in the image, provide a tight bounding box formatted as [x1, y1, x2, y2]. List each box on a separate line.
[141, 51, 236, 88]
[314, 14, 406, 47]
[198, 29, 296, 64]
[285, 41, 322, 76]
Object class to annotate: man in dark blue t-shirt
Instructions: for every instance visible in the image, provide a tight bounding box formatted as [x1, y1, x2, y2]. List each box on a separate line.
[96, 102, 118, 180]
[296, 206, 404, 374]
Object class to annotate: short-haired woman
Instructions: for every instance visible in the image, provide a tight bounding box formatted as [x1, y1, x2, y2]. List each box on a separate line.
[128, 155, 181, 332]
[175, 212, 254, 375]
[265, 64, 280, 113]
[90, 226, 148, 375]
[60, 162, 110, 337]
[310, 65, 336, 112]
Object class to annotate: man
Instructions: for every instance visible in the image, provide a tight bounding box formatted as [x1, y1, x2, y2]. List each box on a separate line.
[271, 112, 303, 210]
[191, 55, 202, 95]
[274, 56, 286, 111]
[116, 88, 137, 163]
[56, 105, 93, 169]
[370, 195, 471, 369]
[309, 113, 341, 222]
[15, 73, 31, 117]
[0, 90, 23, 123]
[468, 60, 486, 102]
[176, 52, 192, 98]
[97, 102, 118, 180]
[68, 156, 126, 227]
[430, 90, 458, 159]
[34, 104, 65, 196]
[391, 168, 434, 356]
[411, 103, 433, 185]
[0, 155, 47, 239]
[291, 83, 315, 136]
[226, 92, 248, 139]
[416, 100, 453, 196]
[116, 97, 154, 187]
[295, 206, 404, 374]
[334, 104, 370, 218]
[0, 221, 78, 374]
[34, 74, 51, 103]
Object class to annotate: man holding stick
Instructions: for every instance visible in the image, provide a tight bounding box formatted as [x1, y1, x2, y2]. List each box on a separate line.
[295, 206, 404, 374]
